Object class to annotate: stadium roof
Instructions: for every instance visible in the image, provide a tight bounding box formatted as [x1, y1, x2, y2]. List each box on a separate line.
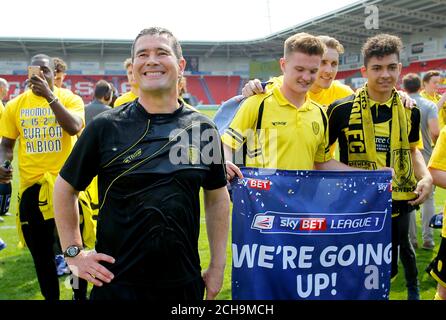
[0, 0, 445, 60]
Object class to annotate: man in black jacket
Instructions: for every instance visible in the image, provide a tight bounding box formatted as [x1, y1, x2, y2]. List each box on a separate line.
[54, 27, 230, 301]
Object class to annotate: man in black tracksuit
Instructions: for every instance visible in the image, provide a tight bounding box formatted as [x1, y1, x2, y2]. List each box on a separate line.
[53, 27, 230, 300]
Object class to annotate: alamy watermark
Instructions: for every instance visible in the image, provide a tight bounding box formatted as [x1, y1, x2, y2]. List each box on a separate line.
[168, 123, 279, 170]
[364, 5, 379, 30]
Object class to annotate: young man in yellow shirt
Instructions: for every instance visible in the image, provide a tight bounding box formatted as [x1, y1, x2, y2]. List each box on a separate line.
[243, 35, 353, 108]
[223, 33, 354, 181]
[113, 57, 139, 107]
[420, 70, 446, 129]
[230, 36, 354, 159]
[427, 126, 446, 300]
[0, 54, 84, 300]
[0, 77, 8, 230]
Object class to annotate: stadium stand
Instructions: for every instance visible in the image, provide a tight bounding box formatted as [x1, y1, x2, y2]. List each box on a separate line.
[204, 76, 241, 105]
[199, 77, 214, 104]
[0, 0, 445, 105]
[401, 59, 446, 77]
[336, 58, 446, 92]
[186, 76, 210, 104]
[0, 74, 243, 105]
[336, 69, 361, 80]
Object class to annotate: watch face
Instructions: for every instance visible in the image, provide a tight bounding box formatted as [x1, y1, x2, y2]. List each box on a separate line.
[66, 246, 80, 257]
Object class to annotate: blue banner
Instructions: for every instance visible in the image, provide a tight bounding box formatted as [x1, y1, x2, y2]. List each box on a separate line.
[231, 168, 392, 300]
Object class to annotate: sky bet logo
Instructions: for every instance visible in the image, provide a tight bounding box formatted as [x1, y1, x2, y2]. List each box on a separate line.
[251, 214, 327, 232]
[250, 211, 386, 235]
[240, 178, 271, 191]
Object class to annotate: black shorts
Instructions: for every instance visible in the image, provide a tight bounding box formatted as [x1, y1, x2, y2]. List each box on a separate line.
[426, 236, 446, 288]
[391, 200, 418, 217]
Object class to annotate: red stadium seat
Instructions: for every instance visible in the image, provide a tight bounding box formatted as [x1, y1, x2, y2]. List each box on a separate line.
[203, 76, 241, 105]
[186, 76, 210, 104]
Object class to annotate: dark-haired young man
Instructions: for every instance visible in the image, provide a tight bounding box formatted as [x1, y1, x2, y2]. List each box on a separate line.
[327, 34, 432, 300]
[54, 27, 230, 300]
[420, 70, 446, 129]
[427, 126, 446, 300]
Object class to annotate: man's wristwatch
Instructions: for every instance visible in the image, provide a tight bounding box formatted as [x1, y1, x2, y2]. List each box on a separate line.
[63, 245, 83, 258]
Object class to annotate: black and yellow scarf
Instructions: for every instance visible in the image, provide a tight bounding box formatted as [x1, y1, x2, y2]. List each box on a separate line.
[347, 85, 417, 201]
